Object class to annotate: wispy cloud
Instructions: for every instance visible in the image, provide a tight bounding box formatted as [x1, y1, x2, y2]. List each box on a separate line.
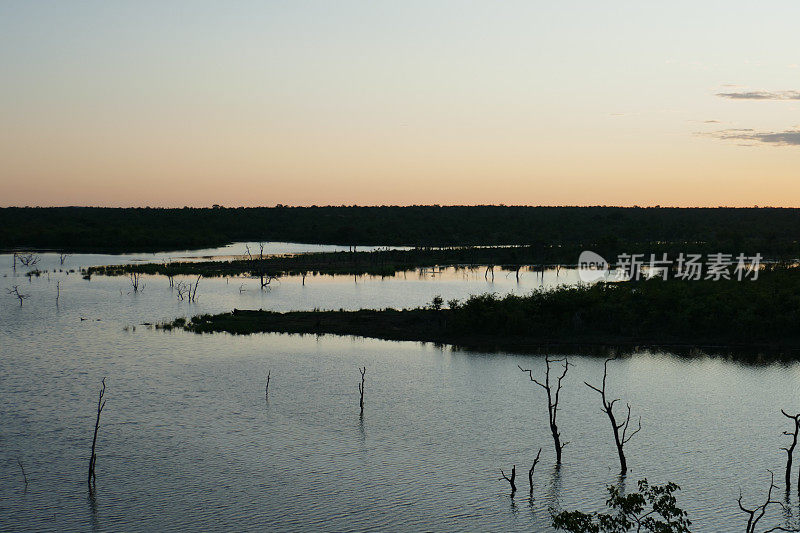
[716, 90, 800, 100]
[703, 128, 800, 146]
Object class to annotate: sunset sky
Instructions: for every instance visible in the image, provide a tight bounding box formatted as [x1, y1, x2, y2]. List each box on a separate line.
[1, 1, 799, 207]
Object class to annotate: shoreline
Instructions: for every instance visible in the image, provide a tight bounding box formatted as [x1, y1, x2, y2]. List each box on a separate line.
[160, 308, 800, 362]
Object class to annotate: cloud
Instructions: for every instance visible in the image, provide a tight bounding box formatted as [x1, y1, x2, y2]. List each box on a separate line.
[716, 90, 800, 100]
[703, 128, 800, 146]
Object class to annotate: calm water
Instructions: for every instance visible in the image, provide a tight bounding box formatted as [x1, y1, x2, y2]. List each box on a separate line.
[1, 244, 799, 532]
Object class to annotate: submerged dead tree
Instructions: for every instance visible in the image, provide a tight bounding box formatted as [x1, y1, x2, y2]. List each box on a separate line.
[188, 276, 201, 302]
[129, 272, 144, 293]
[7, 286, 30, 307]
[88, 378, 107, 492]
[265, 370, 271, 400]
[500, 465, 517, 493]
[738, 470, 800, 533]
[528, 448, 542, 493]
[519, 357, 570, 464]
[246, 243, 279, 289]
[584, 357, 641, 475]
[358, 367, 366, 416]
[781, 410, 800, 491]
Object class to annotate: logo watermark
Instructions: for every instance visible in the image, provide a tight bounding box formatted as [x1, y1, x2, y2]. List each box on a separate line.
[578, 252, 762, 283]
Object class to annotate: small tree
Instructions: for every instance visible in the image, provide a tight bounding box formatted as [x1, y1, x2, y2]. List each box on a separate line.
[551, 479, 691, 533]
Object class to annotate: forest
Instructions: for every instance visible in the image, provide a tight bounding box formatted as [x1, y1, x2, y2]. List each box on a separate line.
[4, 205, 800, 255]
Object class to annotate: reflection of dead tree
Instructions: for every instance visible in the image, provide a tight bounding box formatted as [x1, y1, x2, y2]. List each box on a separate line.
[500, 465, 517, 493]
[528, 448, 542, 493]
[246, 243, 279, 289]
[7, 286, 30, 306]
[56, 281, 61, 305]
[239, 283, 246, 294]
[738, 471, 800, 533]
[175, 281, 189, 300]
[358, 367, 366, 416]
[188, 276, 201, 302]
[129, 272, 144, 293]
[88, 378, 106, 492]
[484, 264, 495, 281]
[781, 410, 800, 491]
[265, 370, 271, 400]
[585, 357, 641, 475]
[175, 276, 201, 302]
[519, 357, 570, 464]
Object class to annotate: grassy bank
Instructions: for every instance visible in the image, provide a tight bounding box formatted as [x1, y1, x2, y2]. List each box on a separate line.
[162, 267, 800, 359]
[86, 244, 794, 280]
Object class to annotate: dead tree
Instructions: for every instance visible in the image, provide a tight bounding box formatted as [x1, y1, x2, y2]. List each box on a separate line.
[7, 286, 30, 307]
[781, 410, 800, 491]
[265, 370, 271, 400]
[18, 458, 28, 487]
[246, 243, 279, 289]
[88, 378, 107, 492]
[528, 448, 542, 493]
[584, 357, 641, 475]
[16, 252, 39, 268]
[59, 252, 71, 266]
[175, 281, 189, 300]
[738, 471, 800, 533]
[188, 276, 201, 302]
[500, 465, 517, 493]
[358, 367, 366, 416]
[129, 272, 144, 293]
[519, 357, 570, 464]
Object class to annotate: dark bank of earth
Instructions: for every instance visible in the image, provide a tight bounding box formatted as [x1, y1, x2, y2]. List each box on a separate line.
[162, 270, 800, 361]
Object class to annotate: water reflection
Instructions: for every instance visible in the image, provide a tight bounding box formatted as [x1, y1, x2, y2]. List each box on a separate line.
[2, 246, 799, 532]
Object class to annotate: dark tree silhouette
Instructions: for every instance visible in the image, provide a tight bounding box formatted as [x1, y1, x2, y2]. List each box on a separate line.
[500, 465, 517, 493]
[528, 448, 542, 493]
[738, 471, 800, 533]
[17, 458, 28, 488]
[519, 357, 570, 464]
[781, 410, 800, 492]
[246, 242, 279, 289]
[584, 357, 641, 475]
[129, 272, 144, 293]
[265, 370, 271, 401]
[6, 286, 30, 307]
[358, 367, 366, 416]
[88, 378, 106, 492]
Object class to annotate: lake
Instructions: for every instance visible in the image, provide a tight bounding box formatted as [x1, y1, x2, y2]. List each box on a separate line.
[1, 244, 798, 532]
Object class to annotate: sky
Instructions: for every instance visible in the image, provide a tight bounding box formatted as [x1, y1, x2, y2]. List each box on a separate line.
[1, 1, 799, 207]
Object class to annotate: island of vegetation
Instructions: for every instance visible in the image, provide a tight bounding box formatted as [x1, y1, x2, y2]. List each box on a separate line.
[160, 266, 800, 360]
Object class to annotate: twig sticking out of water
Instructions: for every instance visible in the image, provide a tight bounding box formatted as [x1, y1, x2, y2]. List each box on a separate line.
[88, 378, 106, 492]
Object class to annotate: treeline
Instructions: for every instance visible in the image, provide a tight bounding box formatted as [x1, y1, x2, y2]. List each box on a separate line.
[4, 205, 800, 254]
[165, 266, 800, 358]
